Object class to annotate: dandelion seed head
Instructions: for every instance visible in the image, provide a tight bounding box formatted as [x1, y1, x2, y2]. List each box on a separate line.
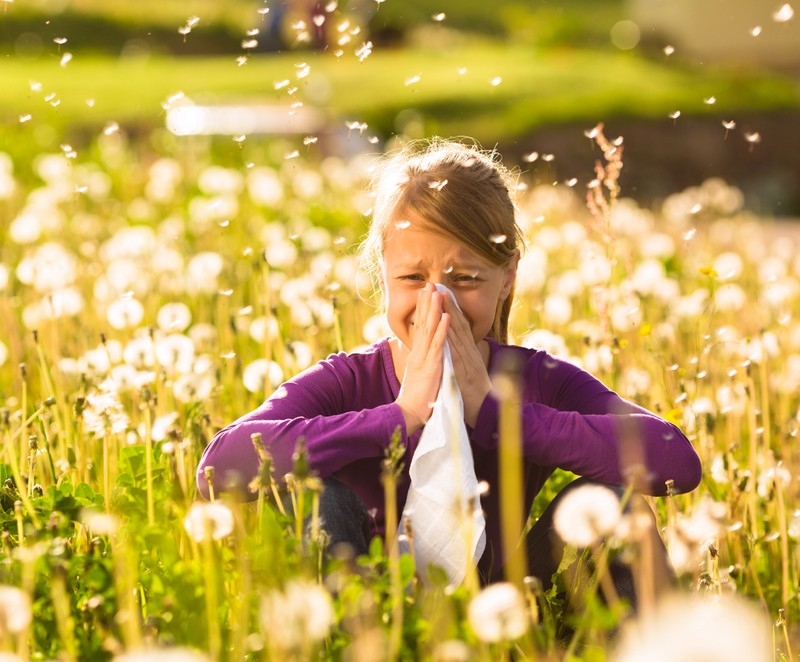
[553, 484, 621, 547]
[183, 502, 234, 542]
[259, 580, 335, 649]
[774, 3, 794, 21]
[467, 582, 529, 643]
[81, 509, 119, 536]
[156, 302, 192, 332]
[113, 647, 211, 661]
[0, 586, 32, 634]
[614, 594, 770, 662]
[243, 358, 284, 393]
[106, 297, 144, 330]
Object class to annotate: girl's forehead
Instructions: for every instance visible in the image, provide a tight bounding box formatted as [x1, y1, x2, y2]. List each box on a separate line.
[383, 225, 485, 266]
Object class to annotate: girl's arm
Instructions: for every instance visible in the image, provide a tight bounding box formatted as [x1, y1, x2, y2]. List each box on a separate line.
[196, 357, 406, 500]
[472, 350, 702, 496]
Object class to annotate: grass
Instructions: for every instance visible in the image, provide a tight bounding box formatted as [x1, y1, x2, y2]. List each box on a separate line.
[2, 42, 798, 163]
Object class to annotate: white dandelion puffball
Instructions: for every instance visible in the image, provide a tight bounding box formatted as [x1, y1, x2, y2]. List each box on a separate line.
[113, 647, 210, 661]
[0, 585, 32, 634]
[467, 582, 529, 643]
[553, 484, 622, 548]
[107, 297, 145, 330]
[242, 358, 284, 394]
[157, 302, 192, 332]
[183, 502, 235, 542]
[260, 580, 335, 648]
[613, 594, 771, 662]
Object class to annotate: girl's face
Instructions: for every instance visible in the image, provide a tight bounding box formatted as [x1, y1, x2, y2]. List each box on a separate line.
[380, 211, 518, 350]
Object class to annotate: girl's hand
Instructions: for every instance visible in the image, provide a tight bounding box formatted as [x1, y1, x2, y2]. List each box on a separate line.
[442, 293, 493, 427]
[395, 283, 450, 434]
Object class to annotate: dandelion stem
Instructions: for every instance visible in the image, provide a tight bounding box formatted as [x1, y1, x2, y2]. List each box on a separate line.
[2, 426, 41, 527]
[143, 396, 155, 527]
[51, 564, 78, 662]
[494, 358, 527, 588]
[202, 534, 222, 661]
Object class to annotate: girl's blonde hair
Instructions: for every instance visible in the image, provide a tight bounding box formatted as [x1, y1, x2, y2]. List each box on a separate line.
[360, 137, 524, 343]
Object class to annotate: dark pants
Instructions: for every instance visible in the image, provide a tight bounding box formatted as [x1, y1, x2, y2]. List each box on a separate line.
[313, 476, 674, 611]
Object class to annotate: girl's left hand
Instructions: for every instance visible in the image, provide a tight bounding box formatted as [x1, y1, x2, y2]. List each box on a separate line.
[441, 294, 493, 427]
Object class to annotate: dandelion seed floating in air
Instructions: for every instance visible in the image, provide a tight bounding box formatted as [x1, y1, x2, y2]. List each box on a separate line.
[345, 120, 368, 134]
[751, 25, 763, 36]
[744, 131, 761, 152]
[669, 110, 681, 120]
[19, 114, 32, 123]
[722, 119, 736, 139]
[405, 74, 421, 86]
[103, 122, 120, 136]
[490, 76, 503, 87]
[433, 12, 446, 21]
[663, 44, 675, 56]
[355, 41, 373, 61]
[242, 38, 258, 49]
[428, 179, 448, 191]
[773, 3, 794, 22]
[704, 96, 716, 105]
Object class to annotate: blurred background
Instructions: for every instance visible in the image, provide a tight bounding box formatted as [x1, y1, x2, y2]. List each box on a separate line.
[1, 0, 799, 215]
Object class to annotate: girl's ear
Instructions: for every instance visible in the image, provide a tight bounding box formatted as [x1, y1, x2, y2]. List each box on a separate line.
[500, 250, 520, 299]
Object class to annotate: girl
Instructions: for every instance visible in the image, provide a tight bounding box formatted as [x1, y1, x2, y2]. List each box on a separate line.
[196, 138, 702, 594]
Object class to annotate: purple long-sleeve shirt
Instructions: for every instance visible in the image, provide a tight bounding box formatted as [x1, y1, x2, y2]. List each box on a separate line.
[197, 337, 701, 577]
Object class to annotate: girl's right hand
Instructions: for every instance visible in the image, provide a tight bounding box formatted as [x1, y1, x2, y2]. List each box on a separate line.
[395, 283, 450, 435]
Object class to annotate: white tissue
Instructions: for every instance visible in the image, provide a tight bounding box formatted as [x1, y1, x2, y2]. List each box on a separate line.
[399, 284, 486, 586]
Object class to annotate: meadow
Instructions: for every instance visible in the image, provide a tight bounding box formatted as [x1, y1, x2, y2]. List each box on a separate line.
[1, 1, 800, 660]
[0, 117, 798, 660]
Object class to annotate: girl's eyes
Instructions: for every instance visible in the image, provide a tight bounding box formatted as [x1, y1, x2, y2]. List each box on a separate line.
[398, 273, 479, 284]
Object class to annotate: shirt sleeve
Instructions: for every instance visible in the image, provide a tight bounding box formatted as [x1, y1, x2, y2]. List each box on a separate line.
[196, 353, 406, 500]
[471, 348, 702, 496]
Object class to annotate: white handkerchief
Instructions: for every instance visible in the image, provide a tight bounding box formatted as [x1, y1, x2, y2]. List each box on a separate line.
[399, 284, 486, 586]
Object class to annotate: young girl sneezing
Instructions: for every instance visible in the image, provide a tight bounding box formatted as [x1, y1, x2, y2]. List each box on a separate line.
[197, 138, 702, 601]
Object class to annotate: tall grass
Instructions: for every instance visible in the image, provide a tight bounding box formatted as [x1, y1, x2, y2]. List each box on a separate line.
[0, 123, 797, 659]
